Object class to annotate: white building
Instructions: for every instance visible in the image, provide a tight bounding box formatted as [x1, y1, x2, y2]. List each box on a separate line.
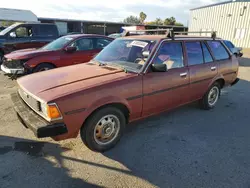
[189, 0, 250, 47]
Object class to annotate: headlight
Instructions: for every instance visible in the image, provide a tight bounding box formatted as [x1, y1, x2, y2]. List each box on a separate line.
[40, 102, 62, 120]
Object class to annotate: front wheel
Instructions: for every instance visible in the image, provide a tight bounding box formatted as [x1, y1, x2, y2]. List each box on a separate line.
[200, 82, 221, 110]
[80, 107, 126, 152]
[33, 63, 55, 73]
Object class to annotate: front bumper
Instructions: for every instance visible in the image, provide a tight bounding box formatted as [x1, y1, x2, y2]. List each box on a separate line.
[11, 92, 68, 138]
[1, 64, 24, 75]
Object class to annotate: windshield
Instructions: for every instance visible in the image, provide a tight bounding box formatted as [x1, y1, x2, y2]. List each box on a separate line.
[42, 36, 74, 50]
[94, 38, 156, 71]
[0, 23, 19, 35]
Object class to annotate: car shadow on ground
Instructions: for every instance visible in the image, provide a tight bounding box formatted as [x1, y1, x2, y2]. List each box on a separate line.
[0, 136, 100, 188]
[239, 57, 250, 67]
[102, 78, 250, 187]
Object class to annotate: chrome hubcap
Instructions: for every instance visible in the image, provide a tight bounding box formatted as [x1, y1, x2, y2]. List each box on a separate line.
[208, 86, 219, 106]
[94, 115, 120, 145]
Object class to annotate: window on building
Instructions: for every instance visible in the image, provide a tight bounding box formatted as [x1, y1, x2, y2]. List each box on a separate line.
[235, 28, 246, 39]
[185, 42, 204, 66]
[207, 41, 230, 60]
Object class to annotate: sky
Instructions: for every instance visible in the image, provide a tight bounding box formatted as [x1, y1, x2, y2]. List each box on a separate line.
[1, 0, 226, 25]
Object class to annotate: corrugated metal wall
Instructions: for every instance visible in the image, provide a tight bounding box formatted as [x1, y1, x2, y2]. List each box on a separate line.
[189, 1, 250, 47]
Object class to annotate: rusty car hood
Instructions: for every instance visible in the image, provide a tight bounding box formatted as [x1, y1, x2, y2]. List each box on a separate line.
[17, 63, 135, 102]
[5, 48, 53, 60]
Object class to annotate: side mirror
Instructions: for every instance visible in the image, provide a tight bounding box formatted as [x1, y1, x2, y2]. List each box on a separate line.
[142, 51, 150, 58]
[10, 32, 16, 38]
[151, 63, 167, 72]
[65, 46, 77, 52]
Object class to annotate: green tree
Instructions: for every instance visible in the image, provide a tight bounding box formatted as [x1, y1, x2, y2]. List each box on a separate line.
[175, 22, 184, 26]
[123, 15, 141, 24]
[1, 21, 15, 27]
[139, 12, 147, 24]
[164, 17, 176, 25]
[155, 18, 163, 25]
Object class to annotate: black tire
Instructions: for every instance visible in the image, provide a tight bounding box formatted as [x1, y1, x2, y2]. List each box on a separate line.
[80, 107, 126, 152]
[199, 82, 221, 110]
[0, 51, 4, 65]
[33, 63, 55, 73]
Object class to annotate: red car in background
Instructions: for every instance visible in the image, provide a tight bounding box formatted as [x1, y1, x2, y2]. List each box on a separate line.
[1, 34, 113, 75]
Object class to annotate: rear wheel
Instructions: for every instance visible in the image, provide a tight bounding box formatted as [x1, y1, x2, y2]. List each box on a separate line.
[33, 63, 55, 73]
[200, 82, 221, 110]
[80, 107, 126, 152]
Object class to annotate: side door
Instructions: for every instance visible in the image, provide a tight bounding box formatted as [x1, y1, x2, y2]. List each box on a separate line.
[186, 41, 217, 101]
[207, 40, 234, 84]
[64, 37, 101, 65]
[5, 25, 33, 51]
[142, 41, 190, 117]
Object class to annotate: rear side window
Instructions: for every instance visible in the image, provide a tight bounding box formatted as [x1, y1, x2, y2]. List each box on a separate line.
[94, 38, 112, 49]
[185, 42, 203, 66]
[153, 42, 184, 70]
[224, 40, 235, 49]
[207, 41, 230, 60]
[201, 42, 213, 63]
[38, 25, 58, 37]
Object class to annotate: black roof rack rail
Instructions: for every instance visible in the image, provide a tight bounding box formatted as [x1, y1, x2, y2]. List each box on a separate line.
[172, 31, 217, 40]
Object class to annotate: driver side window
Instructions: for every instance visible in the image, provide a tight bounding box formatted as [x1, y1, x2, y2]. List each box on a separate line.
[153, 42, 184, 70]
[70, 38, 93, 51]
[14, 26, 33, 38]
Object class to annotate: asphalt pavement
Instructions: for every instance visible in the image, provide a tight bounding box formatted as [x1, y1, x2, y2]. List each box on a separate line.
[0, 57, 250, 188]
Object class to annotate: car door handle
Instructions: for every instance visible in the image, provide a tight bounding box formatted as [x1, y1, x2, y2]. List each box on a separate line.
[180, 72, 187, 77]
[211, 66, 217, 71]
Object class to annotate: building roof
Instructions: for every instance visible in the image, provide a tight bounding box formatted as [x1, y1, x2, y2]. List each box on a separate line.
[38, 17, 187, 28]
[0, 8, 37, 22]
[190, 0, 245, 11]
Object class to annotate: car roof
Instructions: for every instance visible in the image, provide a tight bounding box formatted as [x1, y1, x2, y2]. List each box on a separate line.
[122, 34, 221, 41]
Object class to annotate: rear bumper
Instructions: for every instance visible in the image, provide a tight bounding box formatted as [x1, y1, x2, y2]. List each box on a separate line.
[231, 78, 240, 86]
[11, 92, 68, 138]
[1, 64, 24, 75]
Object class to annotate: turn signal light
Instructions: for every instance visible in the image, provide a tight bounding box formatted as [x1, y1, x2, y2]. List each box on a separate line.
[47, 104, 61, 119]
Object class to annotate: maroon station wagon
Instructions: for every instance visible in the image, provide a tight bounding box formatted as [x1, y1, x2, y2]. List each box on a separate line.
[11, 31, 239, 152]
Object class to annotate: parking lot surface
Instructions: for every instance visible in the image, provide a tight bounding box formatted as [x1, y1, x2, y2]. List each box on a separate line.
[0, 57, 250, 188]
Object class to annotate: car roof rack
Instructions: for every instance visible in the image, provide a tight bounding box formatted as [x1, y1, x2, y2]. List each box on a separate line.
[122, 29, 217, 40]
[122, 29, 173, 37]
[168, 30, 217, 40]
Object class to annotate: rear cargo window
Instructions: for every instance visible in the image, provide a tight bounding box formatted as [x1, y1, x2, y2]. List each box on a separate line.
[207, 41, 230, 61]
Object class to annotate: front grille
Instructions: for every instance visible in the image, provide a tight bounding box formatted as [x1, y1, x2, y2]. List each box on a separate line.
[3, 59, 23, 69]
[18, 89, 41, 112]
